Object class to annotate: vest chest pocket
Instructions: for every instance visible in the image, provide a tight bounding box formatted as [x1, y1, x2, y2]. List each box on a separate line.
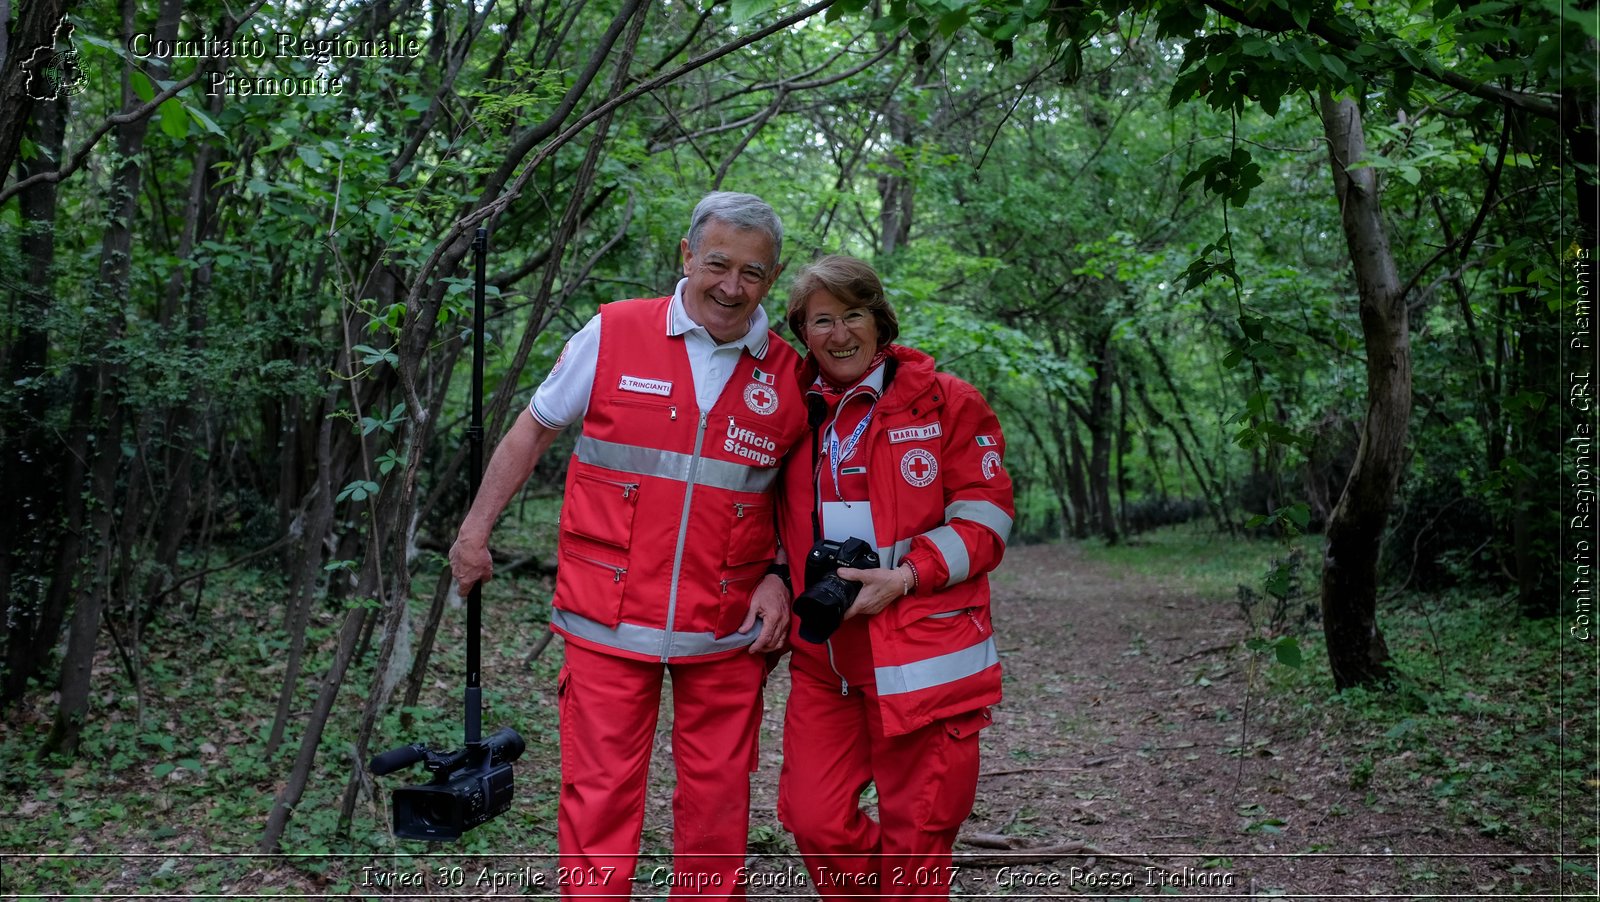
[610, 395, 681, 423]
[562, 471, 640, 549]
[724, 499, 775, 567]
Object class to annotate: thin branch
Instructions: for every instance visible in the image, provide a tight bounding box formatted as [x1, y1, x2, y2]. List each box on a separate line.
[403, 0, 842, 313]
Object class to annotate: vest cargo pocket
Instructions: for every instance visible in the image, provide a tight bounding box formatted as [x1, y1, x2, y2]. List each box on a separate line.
[724, 499, 775, 566]
[556, 537, 629, 628]
[561, 470, 640, 549]
[715, 570, 764, 637]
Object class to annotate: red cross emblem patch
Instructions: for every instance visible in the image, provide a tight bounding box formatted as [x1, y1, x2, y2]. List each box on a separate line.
[900, 448, 938, 487]
[743, 381, 779, 415]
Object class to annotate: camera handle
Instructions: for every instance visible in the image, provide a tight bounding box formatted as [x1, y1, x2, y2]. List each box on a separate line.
[464, 226, 488, 752]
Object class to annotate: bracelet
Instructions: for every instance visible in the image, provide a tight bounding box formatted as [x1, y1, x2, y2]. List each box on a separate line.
[901, 560, 919, 596]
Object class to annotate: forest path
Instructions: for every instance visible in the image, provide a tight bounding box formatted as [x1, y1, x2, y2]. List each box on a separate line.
[641, 540, 1567, 898]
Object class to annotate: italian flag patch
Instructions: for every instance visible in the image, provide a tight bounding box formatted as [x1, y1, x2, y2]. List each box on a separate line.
[840, 466, 867, 475]
[752, 368, 776, 385]
[976, 435, 997, 447]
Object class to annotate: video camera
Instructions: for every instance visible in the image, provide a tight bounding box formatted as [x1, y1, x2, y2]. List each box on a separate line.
[369, 726, 525, 841]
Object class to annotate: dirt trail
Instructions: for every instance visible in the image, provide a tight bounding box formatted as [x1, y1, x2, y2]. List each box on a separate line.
[666, 541, 1568, 898]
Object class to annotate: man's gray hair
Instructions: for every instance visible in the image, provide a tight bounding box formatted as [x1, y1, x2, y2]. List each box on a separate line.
[686, 192, 783, 268]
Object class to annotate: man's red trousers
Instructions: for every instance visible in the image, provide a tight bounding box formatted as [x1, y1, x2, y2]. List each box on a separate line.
[557, 641, 766, 899]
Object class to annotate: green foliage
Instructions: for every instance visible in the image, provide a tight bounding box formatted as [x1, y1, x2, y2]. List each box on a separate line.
[0, 562, 561, 892]
[1269, 594, 1590, 848]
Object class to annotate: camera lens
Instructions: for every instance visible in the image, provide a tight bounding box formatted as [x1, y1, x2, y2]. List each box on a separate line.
[794, 575, 853, 643]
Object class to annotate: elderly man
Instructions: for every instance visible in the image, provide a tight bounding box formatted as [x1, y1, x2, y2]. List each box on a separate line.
[450, 192, 806, 898]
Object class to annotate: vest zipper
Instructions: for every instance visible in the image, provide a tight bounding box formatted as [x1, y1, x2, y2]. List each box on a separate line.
[570, 552, 626, 583]
[661, 409, 709, 661]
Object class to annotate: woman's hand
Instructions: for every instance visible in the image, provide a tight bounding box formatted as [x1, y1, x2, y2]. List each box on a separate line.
[837, 563, 913, 621]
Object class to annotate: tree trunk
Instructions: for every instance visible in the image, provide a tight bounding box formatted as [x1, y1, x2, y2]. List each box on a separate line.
[0, 0, 70, 182]
[1065, 408, 1090, 540]
[260, 605, 373, 851]
[1317, 91, 1406, 691]
[878, 101, 914, 256]
[266, 388, 340, 758]
[1086, 326, 1119, 544]
[43, 0, 183, 755]
[1, 93, 66, 706]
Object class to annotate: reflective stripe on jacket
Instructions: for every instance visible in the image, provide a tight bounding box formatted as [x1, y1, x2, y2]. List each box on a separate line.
[553, 297, 807, 662]
[777, 343, 1015, 736]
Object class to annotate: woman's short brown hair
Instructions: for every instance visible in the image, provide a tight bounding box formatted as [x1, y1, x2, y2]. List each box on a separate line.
[785, 254, 899, 347]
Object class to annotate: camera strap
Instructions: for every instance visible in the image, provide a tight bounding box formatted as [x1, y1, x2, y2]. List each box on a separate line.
[806, 395, 825, 543]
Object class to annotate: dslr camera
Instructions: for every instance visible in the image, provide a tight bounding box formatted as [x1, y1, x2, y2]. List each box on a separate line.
[369, 726, 525, 841]
[794, 537, 880, 643]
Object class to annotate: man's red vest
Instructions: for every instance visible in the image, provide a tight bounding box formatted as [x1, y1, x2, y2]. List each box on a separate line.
[551, 297, 807, 663]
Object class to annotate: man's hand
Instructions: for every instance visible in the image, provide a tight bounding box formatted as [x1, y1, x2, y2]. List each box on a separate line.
[837, 564, 912, 621]
[741, 573, 791, 653]
[448, 412, 564, 595]
[449, 534, 494, 594]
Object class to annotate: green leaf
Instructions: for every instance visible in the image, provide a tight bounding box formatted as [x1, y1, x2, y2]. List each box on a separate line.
[1291, 3, 1311, 29]
[336, 480, 380, 503]
[1284, 502, 1310, 529]
[1273, 637, 1303, 668]
[297, 145, 323, 169]
[728, 0, 776, 24]
[937, 8, 970, 36]
[132, 71, 155, 103]
[153, 763, 177, 779]
[187, 106, 226, 138]
[158, 99, 188, 140]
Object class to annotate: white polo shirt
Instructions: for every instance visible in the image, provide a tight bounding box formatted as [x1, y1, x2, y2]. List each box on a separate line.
[529, 279, 773, 428]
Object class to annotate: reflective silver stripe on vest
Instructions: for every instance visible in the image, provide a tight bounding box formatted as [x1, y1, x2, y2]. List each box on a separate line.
[875, 635, 999, 696]
[576, 434, 777, 493]
[551, 608, 757, 658]
[925, 525, 970, 587]
[945, 500, 1013, 545]
[875, 537, 915, 569]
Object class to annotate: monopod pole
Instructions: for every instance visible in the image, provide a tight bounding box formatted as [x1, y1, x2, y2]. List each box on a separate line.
[465, 226, 487, 749]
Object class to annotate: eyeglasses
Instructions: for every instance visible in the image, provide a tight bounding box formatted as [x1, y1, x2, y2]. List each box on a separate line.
[806, 310, 871, 333]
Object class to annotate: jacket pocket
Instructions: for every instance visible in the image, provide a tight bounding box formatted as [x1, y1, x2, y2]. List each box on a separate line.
[715, 569, 764, 637]
[555, 536, 629, 628]
[561, 470, 640, 549]
[724, 498, 776, 566]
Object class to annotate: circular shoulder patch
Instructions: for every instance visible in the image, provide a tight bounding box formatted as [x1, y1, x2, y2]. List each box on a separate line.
[981, 450, 1003, 480]
[743, 382, 779, 415]
[900, 448, 938, 487]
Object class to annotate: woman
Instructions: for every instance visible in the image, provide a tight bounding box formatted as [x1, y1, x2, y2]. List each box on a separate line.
[774, 255, 1014, 899]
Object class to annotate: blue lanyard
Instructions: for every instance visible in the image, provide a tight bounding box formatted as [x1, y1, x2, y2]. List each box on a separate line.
[826, 400, 875, 502]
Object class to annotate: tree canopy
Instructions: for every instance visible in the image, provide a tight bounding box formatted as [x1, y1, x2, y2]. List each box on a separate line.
[0, 0, 1591, 851]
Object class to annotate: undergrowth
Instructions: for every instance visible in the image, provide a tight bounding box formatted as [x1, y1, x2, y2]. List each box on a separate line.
[2, 524, 1590, 896]
[1078, 524, 1594, 869]
[1266, 592, 1596, 861]
[0, 558, 565, 897]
